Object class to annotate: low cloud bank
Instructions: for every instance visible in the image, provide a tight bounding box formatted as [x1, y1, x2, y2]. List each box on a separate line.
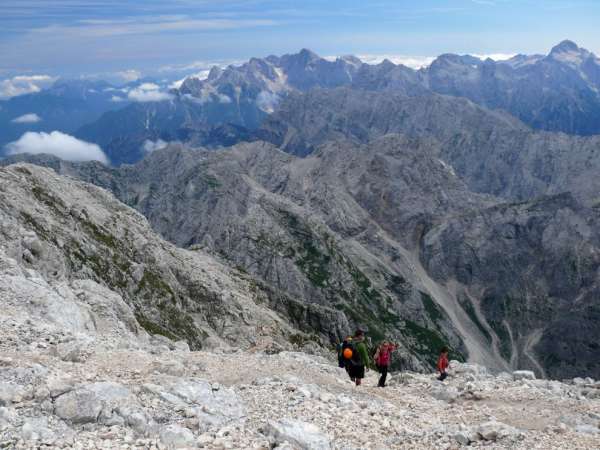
[5, 131, 109, 164]
[142, 139, 168, 153]
[0, 75, 56, 99]
[128, 83, 173, 102]
[11, 113, 42, 124]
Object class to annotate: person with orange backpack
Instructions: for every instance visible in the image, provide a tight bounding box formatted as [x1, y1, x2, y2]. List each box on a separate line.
[374, 341, 398, 387]
[338, 335, 354, 380]
[341, 330, 370, 385]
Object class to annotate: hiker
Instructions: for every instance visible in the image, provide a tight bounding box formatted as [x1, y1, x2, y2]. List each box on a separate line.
[437, 346, 449, 381]
[348, 329, 370, 386]
[374, 340, 398, 387]
[338, 335, 354, 379]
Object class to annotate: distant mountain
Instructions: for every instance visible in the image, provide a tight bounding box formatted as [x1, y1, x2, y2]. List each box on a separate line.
[259, 87, 600, 204]
[73, 49, 363, 164]
[422, 40, 600, 135]
[0, 79, 129, 148]
[65, 41, 600, 166]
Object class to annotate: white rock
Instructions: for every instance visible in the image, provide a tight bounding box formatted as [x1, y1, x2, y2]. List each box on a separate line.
[159, 424, 196, 449]
[0, 382, 23, 406]
[476, 420, 519, 441]
[0, 407, 17, 430]
[266, 418, 331, 450]
[512, 370, 536, 380]
[430, 385, 459, 403]
[21, 417, 54, 442]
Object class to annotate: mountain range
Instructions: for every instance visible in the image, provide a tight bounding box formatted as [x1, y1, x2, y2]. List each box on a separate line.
[72, 40, 600, 165]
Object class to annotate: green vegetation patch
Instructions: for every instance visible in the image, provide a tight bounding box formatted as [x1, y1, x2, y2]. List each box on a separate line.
[137, 269, 176, 302]
[421, 292, 444, 325]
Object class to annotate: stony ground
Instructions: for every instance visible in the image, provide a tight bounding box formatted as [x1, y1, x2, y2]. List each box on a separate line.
[1, 334, 600, 449]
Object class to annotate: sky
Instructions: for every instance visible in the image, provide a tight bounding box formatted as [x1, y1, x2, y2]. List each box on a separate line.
[1, 0, 600, 81]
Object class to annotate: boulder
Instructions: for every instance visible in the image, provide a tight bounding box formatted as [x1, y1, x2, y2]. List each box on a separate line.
[266, 418, 331, 450]
[430, 385, 459, 403]
[476, 420, 519, 441]
[0, 382, 23, 406]
[54, 389, 103, 423]
[159, 424, 196, 449]
[53, 382, 133, 424]
[512, 370, 536, 381]
[160, 378, 245, 428]
[21, 417, 55, 443]
[0, 407, 17, 431]
[54, 339, 91, 363]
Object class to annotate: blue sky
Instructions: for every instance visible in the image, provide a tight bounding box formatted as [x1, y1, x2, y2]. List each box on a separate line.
[1, 0, 600, 78]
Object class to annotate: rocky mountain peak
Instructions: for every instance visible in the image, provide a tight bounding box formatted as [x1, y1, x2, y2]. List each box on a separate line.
[550, 39, 581, 55]
[548, 39, 592, 66]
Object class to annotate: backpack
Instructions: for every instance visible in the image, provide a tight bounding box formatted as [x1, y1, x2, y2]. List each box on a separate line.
[342, 340, 362, 365]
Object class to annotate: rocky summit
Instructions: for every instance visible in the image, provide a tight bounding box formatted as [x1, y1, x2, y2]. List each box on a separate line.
[1, 163, 600, 448]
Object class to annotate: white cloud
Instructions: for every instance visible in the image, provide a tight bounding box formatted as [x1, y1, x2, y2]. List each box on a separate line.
[116, 69, 141, 82]
[31, 18, 277, 38]
[127, 82, 173, 102]
[356, 54, 436, 69]
[138, 82, 160, 91]
[110, 95, 126, 102]
[11, 113, 42, 124]
[142, 139, 168, 153]
[5, 131, 108, 164]
[0, 75, 56, 99]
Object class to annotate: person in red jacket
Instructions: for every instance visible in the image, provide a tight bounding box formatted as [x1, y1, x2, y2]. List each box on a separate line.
[437, 346, 449, 381]
[374, 341, 398, 387]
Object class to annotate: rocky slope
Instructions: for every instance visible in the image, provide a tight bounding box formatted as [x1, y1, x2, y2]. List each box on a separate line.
[422, 193, 600, 379]
[1, 139, 499, 372]
[0, 163, 349, 352]
[9, 133, 600, 379]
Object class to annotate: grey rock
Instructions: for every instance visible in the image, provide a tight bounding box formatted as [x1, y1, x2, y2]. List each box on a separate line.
[0, 382, 23, 406]
[512, 371, 536, 381]
[54, 388, 103, 424]
[159, 424, 196, 449]
[266, 418, 332, 450]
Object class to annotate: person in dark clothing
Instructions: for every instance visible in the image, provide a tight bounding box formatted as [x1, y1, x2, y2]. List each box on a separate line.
[338, 336, 355, 380]
[437, 346, 449, 381]
[374, 341, 398, 387]
[348, 330, 370, 386]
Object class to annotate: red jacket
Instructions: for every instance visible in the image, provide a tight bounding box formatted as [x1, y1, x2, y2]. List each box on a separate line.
[376, 343, 397, 366]
[437, 353, 449, 373]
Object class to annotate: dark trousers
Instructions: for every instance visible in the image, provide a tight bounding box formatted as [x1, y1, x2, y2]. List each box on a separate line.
[378, 364, 389, 387]
[437, 371, 447, 381]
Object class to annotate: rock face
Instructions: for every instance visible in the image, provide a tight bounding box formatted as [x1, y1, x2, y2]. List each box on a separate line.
[259, 87, 600, 204]
[0, 163, 329, 352]
[421, 194, 600, 379]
